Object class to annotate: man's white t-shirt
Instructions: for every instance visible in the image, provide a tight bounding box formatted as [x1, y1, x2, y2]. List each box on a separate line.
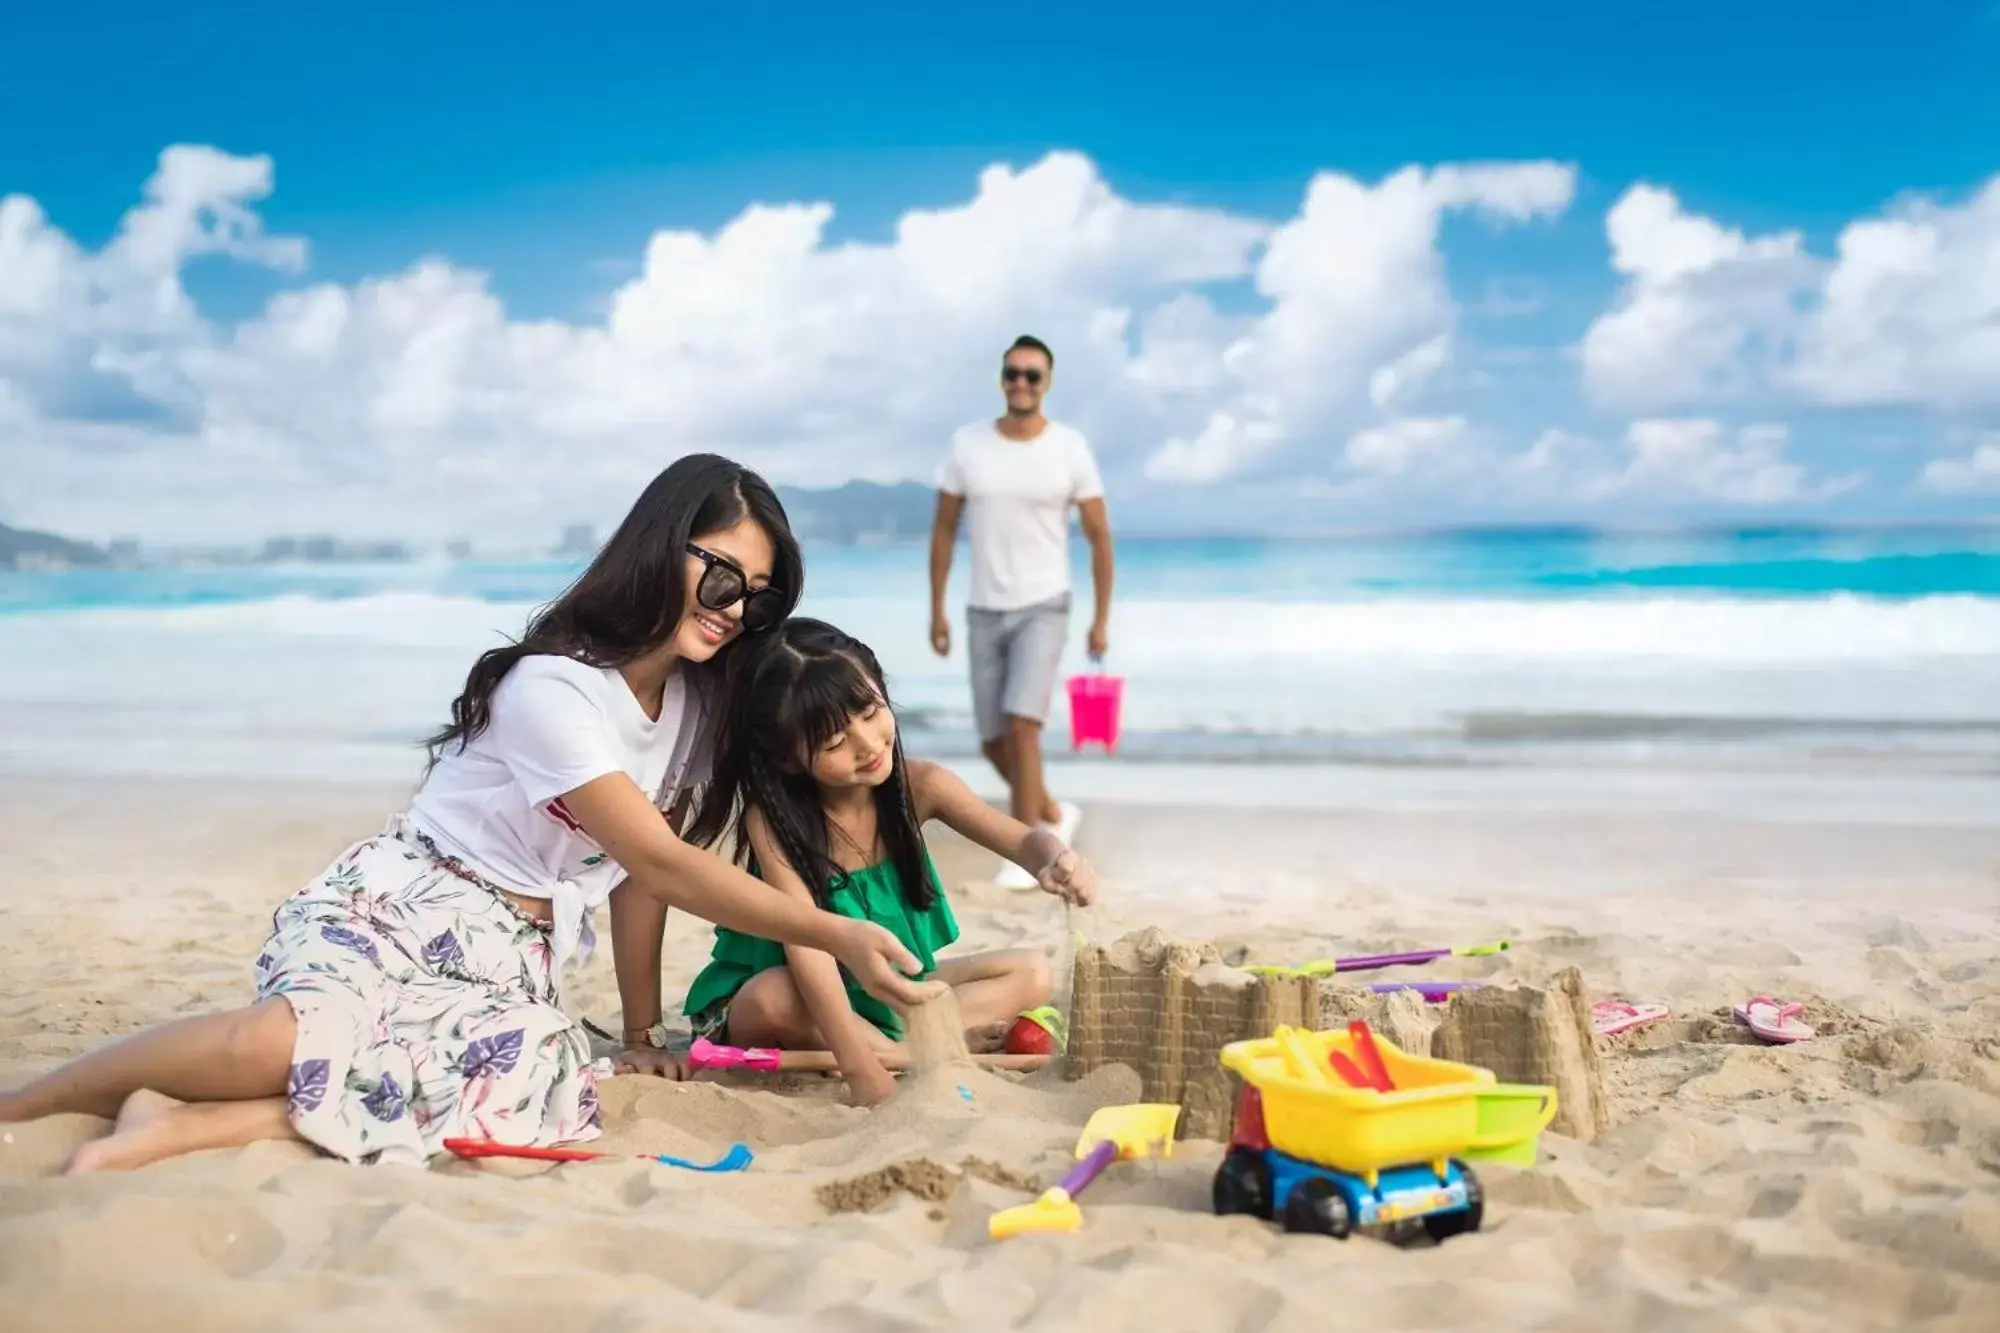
[407, 654, 716, 970]
[937, 419, 1104, 612]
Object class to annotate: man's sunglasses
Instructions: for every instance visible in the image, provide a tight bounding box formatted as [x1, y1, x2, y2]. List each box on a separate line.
[1001, 366, 1045, 385]
[686, 544, 786, 632]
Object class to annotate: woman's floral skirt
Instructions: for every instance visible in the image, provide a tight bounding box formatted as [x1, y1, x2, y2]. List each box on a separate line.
[254, 817, 600, 1165]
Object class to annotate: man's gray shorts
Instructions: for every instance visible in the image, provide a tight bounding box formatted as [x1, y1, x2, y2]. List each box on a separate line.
[966, 593, 1070, 742]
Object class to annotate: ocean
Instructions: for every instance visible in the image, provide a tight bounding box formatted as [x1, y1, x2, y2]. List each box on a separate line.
[3, 527, 1997, 824]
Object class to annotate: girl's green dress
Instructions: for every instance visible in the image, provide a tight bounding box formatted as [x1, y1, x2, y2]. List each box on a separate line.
[683, 851, 958, 1041]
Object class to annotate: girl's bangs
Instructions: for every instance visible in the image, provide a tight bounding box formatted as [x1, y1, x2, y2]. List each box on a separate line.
[780, 653, 885, 755]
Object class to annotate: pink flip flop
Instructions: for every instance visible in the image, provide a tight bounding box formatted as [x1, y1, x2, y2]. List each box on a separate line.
[1592, 1000, 1670, 1037]
[1733, 996, 1814, 1044]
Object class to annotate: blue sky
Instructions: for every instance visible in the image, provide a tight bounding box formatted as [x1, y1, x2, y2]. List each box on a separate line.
[3, 1, 1998, 539]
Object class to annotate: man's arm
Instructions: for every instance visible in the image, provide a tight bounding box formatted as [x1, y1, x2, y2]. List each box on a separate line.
[1077, 496, 1114, 660]
[928, 491, 964, 657]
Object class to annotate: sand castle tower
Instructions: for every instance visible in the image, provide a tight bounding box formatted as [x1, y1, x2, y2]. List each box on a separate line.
[1066, 929, 1610, 1143]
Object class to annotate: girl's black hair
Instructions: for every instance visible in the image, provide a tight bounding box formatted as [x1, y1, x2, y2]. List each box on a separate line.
[684, 618, 936, 911]
[425, 453, 803, 767]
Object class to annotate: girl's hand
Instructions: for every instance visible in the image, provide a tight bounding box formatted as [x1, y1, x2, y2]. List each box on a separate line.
[611, 1047, 688, 1079]
[846, 1061, 899, 1108]
[830, 918, 949, 1010]
[1037, 848, 1098, 906]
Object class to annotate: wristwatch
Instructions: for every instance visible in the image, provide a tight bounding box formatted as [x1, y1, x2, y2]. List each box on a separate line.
[624, 1021, 670, 1049]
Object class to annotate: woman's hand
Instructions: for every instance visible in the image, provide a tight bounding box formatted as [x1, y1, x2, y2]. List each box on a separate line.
[1037, 847, 1098, 906]
[829, 918, 947, 1010]
[611, 1047, 687, 1079]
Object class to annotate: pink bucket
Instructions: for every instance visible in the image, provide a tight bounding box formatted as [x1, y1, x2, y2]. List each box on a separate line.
[1066, 673, 1124, 753]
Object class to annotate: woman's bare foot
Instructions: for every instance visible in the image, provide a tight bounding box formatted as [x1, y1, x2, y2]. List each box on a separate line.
[63, 1091, 299, 1174]
[64, 1089, 185, 1174]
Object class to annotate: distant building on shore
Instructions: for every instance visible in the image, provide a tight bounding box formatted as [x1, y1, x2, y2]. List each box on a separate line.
[556, 523, 596, 557]
[0, 521, 109, 571]
[257, 536, 411, 564]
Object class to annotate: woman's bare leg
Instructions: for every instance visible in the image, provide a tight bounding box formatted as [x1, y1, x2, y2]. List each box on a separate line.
[65, 1092, 300, 1174]
[0, 998, 296, 1122]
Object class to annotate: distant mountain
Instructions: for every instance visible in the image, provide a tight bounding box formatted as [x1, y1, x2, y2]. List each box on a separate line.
[0, 521, 107, 570]
[775, 481, 935, 545]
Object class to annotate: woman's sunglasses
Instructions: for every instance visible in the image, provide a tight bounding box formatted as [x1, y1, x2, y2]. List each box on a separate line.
[686, 544, 786, 632]
[1001, 366, 1045, 385]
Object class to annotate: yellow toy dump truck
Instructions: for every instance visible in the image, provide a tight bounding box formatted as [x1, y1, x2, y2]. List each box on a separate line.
[1212, 1022, 1555, 1241]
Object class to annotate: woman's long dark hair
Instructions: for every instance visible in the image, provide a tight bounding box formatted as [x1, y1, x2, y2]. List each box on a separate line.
[683, 618, 936, 912]
[425, 453, 803, 766]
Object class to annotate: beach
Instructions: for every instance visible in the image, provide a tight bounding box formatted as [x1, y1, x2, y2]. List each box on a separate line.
[3, 772, 1997, 1332]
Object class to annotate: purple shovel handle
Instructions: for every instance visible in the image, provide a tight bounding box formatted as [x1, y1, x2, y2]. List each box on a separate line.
[1058, 1138, 1122, 1199]
[1371, 980, 1483, 1004]
[1337, 947, 1450, 972]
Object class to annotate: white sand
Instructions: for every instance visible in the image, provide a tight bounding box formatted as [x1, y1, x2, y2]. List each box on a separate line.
[2, 777, 1998, 1331]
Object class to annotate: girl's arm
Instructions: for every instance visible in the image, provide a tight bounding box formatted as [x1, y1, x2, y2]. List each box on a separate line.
[557, 773, 945, 1010]
[742, 808, 899, 1106]
[907, 760, 1098, 905]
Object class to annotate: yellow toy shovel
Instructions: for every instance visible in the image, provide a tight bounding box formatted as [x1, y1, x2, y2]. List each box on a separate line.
[987, 1103, 1181, 1240]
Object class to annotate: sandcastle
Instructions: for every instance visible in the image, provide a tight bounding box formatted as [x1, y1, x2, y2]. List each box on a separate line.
[1065, 927, 1609, 1142]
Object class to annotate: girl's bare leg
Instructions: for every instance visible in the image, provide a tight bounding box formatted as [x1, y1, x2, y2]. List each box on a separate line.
[931, 949, 1054, 1047]
[726, 968, 901, 1054]
[64, 1092, 300, 1174]
[0, 998, 297, 1122]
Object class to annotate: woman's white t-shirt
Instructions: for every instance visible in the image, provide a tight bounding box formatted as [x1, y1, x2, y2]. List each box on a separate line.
[407, 654, 716, 970]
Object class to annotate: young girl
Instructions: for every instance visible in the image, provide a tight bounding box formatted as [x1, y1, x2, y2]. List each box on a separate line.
[0, 456, 938, 1172]
[683, 618, 1097, 1106]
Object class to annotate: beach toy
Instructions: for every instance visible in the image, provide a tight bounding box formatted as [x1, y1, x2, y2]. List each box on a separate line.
[1371, 980, 1485, 1004]
[441, 1137, 753, 1173]
[1733, 996, 1815, 1044]
[1223, 1024, 1490, 1183]
[1212, 1022, 1553, 1243]
[1462, 1085, 1559, 1167]
[1591, 1000, 1670, 1037]
[687, 1036, 1052, 1074]
[987, 1103, 1181, 1239]
[1346, 1021, 1395, 1092]
[1065, 672, 1124, 753]
[1244, 941, 1508, 979]
[1003, 1006, 1067, 1056]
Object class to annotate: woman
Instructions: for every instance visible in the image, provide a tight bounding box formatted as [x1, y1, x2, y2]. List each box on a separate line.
[0, 454, 939, 1171]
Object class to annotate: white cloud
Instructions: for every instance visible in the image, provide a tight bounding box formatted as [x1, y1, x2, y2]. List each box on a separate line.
[1582, 175, 2000, 414]
[1145, 163, 1573, 482]
[17, 145, 1989, 537]
[1579, 186, 1813, 409]
[1920, 437, 2000, 494]
[1368, 334, 1450, 409]
[2, 146, 1586, 540]
[1794, 178, 2000, 407]
[1607, 419, 1854, 505]
[1, 149, 1277, 536]
[1142, 409, 1283, 485]
[1344, 415, 1469, 477]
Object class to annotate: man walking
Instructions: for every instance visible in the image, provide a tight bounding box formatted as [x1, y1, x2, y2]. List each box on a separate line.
[929, 334, 1114, 886]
